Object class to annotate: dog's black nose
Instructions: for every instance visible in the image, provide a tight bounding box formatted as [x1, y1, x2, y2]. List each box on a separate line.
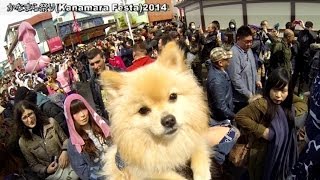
[161, 115, 176, 128]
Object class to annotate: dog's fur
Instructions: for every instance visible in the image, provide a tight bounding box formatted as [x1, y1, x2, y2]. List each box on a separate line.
[100, 41, 211, 180]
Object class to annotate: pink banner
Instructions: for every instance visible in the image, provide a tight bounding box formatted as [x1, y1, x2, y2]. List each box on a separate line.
[47, 36, 63, 53]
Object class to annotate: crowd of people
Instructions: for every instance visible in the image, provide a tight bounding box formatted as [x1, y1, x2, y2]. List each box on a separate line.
[0, 17, 319, 180]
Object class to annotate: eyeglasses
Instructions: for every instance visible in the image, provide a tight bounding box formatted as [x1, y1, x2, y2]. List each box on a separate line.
[242, 39, 253, 44]
[22, 111, 35, 121]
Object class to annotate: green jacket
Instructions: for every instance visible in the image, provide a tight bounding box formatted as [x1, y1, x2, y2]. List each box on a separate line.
[270, 40, 292, 74]
[235, 95, 307, 180]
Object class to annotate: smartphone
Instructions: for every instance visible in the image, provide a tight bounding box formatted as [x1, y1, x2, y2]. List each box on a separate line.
[51, 156, 58, 163]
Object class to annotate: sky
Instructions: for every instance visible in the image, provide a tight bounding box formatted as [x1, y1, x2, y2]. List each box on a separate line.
[0, 0, 128, 62]
[0, 0, 41, 61]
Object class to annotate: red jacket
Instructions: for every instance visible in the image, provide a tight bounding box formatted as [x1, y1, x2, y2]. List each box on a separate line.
[126, 56, 154, 72]
[108, 56, 126, 71]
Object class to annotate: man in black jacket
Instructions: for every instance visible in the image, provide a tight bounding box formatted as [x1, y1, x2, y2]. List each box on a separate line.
[86, 48, 112, 122]
[200, 23, 219, 63]
[297, 21, 317, 92]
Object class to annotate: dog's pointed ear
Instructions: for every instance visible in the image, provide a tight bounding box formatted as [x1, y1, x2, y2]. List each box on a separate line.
[157, 41, 187, 72]
[100, 70, 124, 99]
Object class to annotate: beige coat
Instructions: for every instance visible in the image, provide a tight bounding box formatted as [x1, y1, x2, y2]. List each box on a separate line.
[19, 118, 68, 175]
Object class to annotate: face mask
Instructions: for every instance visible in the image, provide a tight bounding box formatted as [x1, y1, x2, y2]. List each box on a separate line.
[230, 24, 235, 29]
[191, 25, 196, 29]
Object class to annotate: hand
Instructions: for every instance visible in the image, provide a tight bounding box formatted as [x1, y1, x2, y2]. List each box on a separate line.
[185, 38, 190, 46]
[199, 27, 204, 35]
[299, 20, 305, 29]
[256, 81, 263, 89]
[58, 151, 69, 169]
[262, 128, 270, 140]
[47, 161, 58, 174]
[263, 26, 268, 33]
[153, 50, 158, 58]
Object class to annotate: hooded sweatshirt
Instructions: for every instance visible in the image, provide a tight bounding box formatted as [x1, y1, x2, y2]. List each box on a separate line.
[64, 94, 110, 153]
[64, 94, 110, 180]
[228, 19, 237, 43]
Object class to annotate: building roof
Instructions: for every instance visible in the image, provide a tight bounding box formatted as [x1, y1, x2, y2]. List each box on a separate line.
[26, 12, 52, 26]
[52, 12, 114, 24]
[5, 12, 52, 42]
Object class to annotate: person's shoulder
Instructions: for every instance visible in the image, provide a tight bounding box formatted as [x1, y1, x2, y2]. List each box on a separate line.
[272, 41, 284, 49]
[48, 117, 56, 125]
[67, 138, 73, 147]
[18, 136, 27, 146]
[146, 56, 155, 63]
[89, 75, 97, 85]
[250, 96, 267, 112]
[230, 45, 239, 52]
[207, 65, 219, 75]
[44, 117, 57, 130]
[67, 139, 77, 153]
[207, 70, 223, 84]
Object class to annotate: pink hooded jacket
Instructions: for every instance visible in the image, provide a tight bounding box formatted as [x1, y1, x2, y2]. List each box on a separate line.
[108, 56, 126, 71]
[57, 63, 79, 94]
[64, 94, 110, 153]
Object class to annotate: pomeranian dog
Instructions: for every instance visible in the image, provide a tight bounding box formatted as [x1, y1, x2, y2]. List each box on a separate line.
[100, 41, 211, 180]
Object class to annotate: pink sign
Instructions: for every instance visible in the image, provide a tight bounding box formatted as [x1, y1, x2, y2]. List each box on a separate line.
[47, 36, 63, 53]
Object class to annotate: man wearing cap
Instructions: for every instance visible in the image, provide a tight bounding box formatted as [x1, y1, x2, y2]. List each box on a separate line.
[207, 47, 235, 123]
[207, 47, 241, 179]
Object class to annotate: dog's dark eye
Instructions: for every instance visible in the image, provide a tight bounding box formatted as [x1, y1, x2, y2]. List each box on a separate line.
[138, 106, 151, 115]
[169, 93, 178, 102]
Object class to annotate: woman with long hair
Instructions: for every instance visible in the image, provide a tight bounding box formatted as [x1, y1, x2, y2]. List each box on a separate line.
[14, 100, 69, 179]
[235, 68, 308, 179]
[64, 94, 111, 180]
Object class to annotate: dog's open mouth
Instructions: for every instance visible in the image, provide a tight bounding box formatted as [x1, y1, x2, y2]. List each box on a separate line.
[164, 128, 178, 135]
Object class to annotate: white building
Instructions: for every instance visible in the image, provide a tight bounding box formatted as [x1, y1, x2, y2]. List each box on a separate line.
[175, 0, 320, 30]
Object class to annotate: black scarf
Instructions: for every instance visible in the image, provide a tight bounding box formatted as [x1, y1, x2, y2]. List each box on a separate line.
[263, 106, 297, 180]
